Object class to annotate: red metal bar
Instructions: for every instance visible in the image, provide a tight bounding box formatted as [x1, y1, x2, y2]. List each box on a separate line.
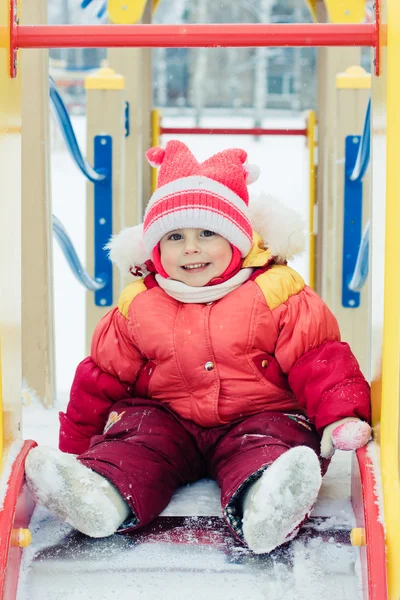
[375, 0, 381, 76]
[0, 440, 37, 599]
[354, 446, 388, 600]
[14, 23, 376, 49]
[161, 127, 307, 136]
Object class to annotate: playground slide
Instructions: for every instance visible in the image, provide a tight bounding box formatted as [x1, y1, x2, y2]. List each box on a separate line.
[0, 440, 387, 599]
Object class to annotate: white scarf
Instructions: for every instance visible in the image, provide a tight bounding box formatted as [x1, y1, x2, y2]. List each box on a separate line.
[155, 268, 254, 303]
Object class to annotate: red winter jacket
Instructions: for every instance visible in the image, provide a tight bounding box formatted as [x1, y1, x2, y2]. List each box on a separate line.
[59, 240, 370, 454]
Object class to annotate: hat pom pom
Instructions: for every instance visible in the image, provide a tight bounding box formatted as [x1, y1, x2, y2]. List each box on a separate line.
[248, 193, 305, 262]
[245, 163, 260, 185]
[146, 146, 166, 168]
[105, 224, 150, 278]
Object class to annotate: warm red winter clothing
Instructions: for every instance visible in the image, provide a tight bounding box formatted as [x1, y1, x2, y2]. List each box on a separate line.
[78, 398, 329, 536]
[60, 238, 370, 455]
[59, 235, 370, 537]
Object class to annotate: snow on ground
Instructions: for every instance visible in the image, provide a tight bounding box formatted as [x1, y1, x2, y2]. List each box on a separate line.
[18, 114, 362, 599]
[17, 529, 360, 600]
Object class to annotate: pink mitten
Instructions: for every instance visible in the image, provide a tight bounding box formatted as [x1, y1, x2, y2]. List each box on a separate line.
[320, 418, 372, 459]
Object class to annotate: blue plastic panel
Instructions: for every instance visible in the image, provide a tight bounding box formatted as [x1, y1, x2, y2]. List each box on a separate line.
[94, 135, 113, 307]
[342, 136, 362, 308]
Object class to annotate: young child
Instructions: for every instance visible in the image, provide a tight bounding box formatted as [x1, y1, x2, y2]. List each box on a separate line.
[25, 140, 371, 554]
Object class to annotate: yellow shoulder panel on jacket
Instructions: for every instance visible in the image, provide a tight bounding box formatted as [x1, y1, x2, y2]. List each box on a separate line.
[255, 265, 305, 310]
[118, 279, 147, 318]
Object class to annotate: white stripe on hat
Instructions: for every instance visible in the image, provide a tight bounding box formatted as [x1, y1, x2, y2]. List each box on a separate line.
[145, 175, 250, 218]
[144, 207, 252, 257]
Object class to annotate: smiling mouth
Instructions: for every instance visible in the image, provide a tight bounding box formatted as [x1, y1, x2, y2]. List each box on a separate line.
[181, 263, 210, 270]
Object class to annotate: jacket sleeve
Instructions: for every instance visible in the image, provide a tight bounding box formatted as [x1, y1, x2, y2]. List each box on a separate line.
[59, 307, 145, 454]
[272, 285, 371, 433]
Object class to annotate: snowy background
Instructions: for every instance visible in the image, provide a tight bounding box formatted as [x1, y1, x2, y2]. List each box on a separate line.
[16, 114, 366, 599]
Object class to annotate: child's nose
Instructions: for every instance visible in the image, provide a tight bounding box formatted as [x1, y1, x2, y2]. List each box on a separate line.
[183, 240, 201, 254]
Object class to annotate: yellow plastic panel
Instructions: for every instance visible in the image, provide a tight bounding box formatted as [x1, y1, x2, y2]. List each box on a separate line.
[108, 0, 148, 24]
[306, 0, 366, 23]
[379, 0, 400, 597]
[85, 67, 125, 90]
[336, 65, 371, 89]
[305, 0, 318, 22]
[0, 343, 3, 465]
[326, 0, 366, 22]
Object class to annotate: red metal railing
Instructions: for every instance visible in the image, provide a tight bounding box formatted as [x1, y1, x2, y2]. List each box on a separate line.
[8, 0, 380, 77]
[354, 446, 388, 600]
[0, 440, 37, 599]
[160, 127, 308, 136]
[14, 23, 376, 49]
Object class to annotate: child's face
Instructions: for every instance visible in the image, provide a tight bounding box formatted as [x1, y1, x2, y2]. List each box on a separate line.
[159, 228, 233, 286]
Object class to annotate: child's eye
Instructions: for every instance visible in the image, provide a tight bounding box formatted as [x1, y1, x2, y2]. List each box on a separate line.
[168, 233, 183, 241]
[200, 230, 215, 238]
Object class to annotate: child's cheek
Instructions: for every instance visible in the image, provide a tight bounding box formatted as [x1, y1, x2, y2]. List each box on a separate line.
[214, 245, 232, 266]
[160, 250, 176, 275]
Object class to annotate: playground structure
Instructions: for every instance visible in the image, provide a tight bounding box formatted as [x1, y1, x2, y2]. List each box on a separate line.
[0, 0, 399, 598]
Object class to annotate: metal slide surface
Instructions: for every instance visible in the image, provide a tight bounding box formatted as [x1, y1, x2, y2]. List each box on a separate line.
[0, 444, 386, 599]
[19, 466, 361, 600]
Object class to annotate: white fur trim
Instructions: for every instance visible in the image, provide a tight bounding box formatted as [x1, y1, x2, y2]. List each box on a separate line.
[146, 146, 165, 167]
[248, 193, 306, 262]
[245, 164, 260, 185]
[146, 176, 249, 217]
[105, 224, 150, 277]
[148, 159, 162, 168]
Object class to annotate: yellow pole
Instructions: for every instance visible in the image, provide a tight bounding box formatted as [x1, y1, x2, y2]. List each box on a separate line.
[0, 343, 3, 467]
[0, 0, 23, 460]
[151, 108, 160, 193]
[379, 0, 400, 597]
[306, 110, 316, 290]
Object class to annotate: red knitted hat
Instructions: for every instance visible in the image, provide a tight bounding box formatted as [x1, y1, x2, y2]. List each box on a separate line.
[143, 140, 260, 257]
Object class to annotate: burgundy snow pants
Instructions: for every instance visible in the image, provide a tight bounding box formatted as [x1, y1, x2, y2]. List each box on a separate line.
[78, 398, 329, 535]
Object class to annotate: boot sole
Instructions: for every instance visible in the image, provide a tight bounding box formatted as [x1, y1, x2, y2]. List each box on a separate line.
[242, 446, 322, 554]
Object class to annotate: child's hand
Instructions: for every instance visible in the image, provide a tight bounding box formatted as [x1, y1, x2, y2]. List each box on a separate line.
[320, 418, 372, 459]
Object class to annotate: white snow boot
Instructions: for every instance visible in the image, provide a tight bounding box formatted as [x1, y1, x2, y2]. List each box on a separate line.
[242, 446, 322, 554]
[25, 446, 130, 538]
